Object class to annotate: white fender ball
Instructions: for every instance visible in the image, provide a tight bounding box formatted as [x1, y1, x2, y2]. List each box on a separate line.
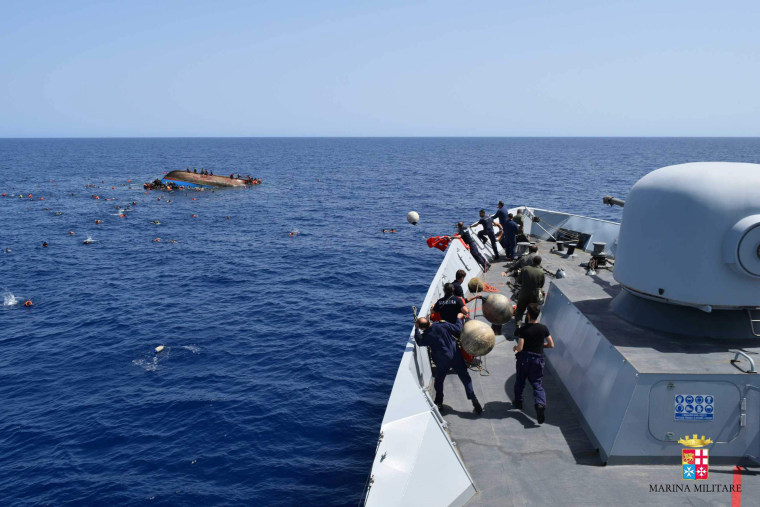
[460, 319, 496, 356]
[407, 211, 419, 225]
[482, 293, 513, 325]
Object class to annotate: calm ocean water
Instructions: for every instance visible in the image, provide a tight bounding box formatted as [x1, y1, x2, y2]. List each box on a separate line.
[1, 138, 760, 505]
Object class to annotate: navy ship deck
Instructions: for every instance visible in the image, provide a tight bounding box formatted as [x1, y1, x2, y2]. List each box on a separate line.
[442, 243, 759, 505]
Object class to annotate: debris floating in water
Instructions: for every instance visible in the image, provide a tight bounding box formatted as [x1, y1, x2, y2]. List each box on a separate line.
[155, 345, 165, 354]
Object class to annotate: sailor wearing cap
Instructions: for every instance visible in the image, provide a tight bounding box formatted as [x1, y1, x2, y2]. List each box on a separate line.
[415, 315, 483, 415]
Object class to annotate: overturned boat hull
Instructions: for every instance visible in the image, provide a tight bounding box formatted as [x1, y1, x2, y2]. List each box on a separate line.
[161, 170, 250, 188]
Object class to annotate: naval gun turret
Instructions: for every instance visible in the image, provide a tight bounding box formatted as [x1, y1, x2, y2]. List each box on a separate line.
[533, 161, 760, 466]
[611, 162, 760, 339]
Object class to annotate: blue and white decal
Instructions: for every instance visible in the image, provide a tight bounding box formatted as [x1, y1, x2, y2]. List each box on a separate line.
[674, 394, 714, 421]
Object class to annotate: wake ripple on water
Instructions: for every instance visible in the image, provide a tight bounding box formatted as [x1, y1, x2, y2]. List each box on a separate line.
[131, 345, 201, 371]
[3, 290, 19, 306]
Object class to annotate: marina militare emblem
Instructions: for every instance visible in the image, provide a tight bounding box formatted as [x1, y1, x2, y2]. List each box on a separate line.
[679, 435, 712, 480]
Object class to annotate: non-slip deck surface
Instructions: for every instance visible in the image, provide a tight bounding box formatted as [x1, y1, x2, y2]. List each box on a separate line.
[439, 245, 758, 506]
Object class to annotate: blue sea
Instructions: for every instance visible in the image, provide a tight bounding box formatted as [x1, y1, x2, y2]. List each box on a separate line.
[2, 138, 760, 505]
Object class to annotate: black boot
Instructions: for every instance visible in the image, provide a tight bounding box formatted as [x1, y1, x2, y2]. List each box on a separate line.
[513, 400, 523, 410]
[535, 404, 545, 424]
[472, 398, 483, 414]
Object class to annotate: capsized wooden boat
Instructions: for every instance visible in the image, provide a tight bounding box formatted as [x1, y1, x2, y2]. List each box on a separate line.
[160, 170, 254, 188]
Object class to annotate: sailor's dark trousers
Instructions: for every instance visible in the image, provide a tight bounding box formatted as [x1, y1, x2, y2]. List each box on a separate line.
[500, 234, 516, 259]
[433, 350, 475, 405]
[514, 351, 546, 407]
[466, 241, 488, 270]
[477, 229, 499, 258]
[514, 291, 539, 324]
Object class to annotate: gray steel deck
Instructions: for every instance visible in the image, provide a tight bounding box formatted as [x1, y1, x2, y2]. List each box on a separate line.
[440, 243, 759, 506]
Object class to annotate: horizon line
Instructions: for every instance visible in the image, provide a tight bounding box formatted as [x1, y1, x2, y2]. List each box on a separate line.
[2, 135, 760, 140]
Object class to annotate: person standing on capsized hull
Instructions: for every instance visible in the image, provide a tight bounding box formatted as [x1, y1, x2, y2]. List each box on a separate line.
[415, 315, 483, 415]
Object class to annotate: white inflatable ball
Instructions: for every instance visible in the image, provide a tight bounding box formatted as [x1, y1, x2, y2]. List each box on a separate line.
[482, 293, 513, 325]
[407, 211, 419, 225]
[460, 319, 496, 356]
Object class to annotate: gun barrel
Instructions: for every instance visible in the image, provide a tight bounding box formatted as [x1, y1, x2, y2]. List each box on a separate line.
[603, 195, 626, 208]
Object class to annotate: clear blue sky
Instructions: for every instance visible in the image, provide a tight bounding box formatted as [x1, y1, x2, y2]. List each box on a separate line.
[1, 0, 758, 137]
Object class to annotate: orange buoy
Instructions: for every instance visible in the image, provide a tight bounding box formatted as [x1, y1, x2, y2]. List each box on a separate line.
[120, 214, 125, 218]
[1, 193, 5, 196]
[24, 300, 33, 307]
[132, 201, 137, 205]
[111, 186, 115, 189]
[95, 220, 102, 224]
[192, 198, 196, 201]
[191, 214, 197, 218]
[39, 197, 44, 200]
[153, 238, 161, 242]
[28, 194, 32, 198]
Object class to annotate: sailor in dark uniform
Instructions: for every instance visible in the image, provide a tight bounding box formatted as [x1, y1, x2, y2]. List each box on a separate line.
[415, 315, 483, 414]
[501, 213, 520, 260]
[473, 209, 502, 260]
[493, 201, 509, 228]
[454, 269, 483, 304]
[457, 222, 489, 271]
[432, 283, 469, 324]
[513, 303, 554, 423]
